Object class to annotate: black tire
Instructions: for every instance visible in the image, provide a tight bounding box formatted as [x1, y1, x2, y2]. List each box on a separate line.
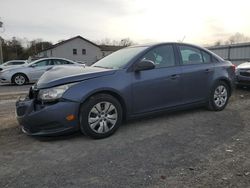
[12, 73, 28, 85]
[207, 81, 229, 111]
[79, 94, 123, 139]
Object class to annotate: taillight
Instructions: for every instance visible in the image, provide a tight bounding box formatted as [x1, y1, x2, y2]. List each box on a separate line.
[232, 64, 236, 72]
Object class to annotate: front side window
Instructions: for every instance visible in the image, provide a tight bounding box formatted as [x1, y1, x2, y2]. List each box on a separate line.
[141, 45, 176, 68]
[33, 60, 51, 67]
[179, 45, 212, 65]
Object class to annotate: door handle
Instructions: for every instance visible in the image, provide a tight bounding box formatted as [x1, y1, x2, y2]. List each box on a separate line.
[170, 74, 180, 80]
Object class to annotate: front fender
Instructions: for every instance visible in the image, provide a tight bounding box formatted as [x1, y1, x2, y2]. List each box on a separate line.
[62, 70, 132, 113]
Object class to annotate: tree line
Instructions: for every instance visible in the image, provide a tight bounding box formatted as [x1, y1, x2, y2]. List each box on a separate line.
[0, 37, 136, 62]
[1, 33, 248, 62]
[214, 32, 250, 46]
[95, 37, 136, 47]
[0, 37, 53, 62]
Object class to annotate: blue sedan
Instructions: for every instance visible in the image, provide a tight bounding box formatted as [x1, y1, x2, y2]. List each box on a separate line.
[16, 43, 235, 139]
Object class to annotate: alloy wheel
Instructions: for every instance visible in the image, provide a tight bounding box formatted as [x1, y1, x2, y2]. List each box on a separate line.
[15, 75, 26, 85]
[88, 101, 118, 134]
[213, 85, 228, 108]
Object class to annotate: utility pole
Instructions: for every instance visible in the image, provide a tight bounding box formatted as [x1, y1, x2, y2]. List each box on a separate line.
[0, 20, 3, 64]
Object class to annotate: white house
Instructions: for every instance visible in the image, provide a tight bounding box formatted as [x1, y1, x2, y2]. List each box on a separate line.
[99, 45, 124, 57]
[37, 36, 124, 65]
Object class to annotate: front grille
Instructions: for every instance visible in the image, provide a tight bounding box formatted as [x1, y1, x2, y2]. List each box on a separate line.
[240, 71, 250, 77]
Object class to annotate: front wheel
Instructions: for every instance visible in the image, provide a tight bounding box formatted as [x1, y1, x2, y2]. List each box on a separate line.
[79, 94, 123, 139]
[207, 81, 229, 111]
[12, 73, 28, 85]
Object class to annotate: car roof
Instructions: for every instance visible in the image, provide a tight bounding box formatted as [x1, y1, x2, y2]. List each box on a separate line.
[30, 57, 77, 64]
[126, 42, 223, 60]
[128, 42, 207, 49]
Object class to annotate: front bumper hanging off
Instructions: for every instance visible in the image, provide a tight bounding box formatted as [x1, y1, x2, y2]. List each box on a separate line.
[16, 95, 80, 136]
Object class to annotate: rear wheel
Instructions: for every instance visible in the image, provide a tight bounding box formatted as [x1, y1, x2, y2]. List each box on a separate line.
[79, 94, 122, 139]
[207, 81, 229, 111]
[12, 73, 28, 85]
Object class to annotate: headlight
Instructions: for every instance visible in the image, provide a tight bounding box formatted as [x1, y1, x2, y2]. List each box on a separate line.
[1, 70, 10, 74]
[38, 83, 76, 102]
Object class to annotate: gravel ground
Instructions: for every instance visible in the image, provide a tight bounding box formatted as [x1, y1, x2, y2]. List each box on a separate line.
[0, 88, 250, 188]
[0, 83, 32, 93]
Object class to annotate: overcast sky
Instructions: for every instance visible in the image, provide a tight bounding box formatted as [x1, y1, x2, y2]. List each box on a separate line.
[1, 0, 250, 45]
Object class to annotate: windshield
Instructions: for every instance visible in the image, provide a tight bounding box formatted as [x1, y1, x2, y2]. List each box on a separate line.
[92, 46, 147, 69]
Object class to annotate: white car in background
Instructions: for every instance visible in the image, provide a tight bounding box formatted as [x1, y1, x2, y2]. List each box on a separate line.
[0, 60, 28, 71]
[0, 57, 80, 85]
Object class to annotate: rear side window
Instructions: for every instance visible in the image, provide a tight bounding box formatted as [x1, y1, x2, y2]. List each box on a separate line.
[141, 45, 176, 68]
[179, 45, 212, 65]
[201, 51, 212, 63]
[60, 60, 73, 64]
[53, 59, 73, 65]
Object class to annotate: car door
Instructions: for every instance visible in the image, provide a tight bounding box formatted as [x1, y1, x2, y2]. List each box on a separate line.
[28, 59, 54, 80]
[177, 44, 215, 104]
[131, 44, 182, 114]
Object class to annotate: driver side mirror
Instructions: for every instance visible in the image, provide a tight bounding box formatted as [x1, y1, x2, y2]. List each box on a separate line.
[134, 59, 155, 72]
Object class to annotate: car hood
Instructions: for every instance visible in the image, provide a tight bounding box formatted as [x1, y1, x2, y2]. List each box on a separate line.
[237, 62, 250, 69]
[1, 64, 29, 72]
[36, 65, 116, 89]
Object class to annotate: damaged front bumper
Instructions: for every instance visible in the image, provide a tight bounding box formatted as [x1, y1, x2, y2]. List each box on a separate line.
[16, 96, 80, 136]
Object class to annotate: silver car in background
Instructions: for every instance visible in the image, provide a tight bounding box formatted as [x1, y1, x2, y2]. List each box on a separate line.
[235, 62, 250, 87]
[0, 58, 80, 85]
[0, 60, 28, 71]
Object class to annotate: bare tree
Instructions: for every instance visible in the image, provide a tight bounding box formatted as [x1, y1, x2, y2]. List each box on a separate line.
[212, 32, 250, 46]
[96, 37, 136, 46]
[214, 40, 222, 46]
[228, 32, 250, 44]
[100, 38, 112, 45]
[120, 38, 135, 47]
